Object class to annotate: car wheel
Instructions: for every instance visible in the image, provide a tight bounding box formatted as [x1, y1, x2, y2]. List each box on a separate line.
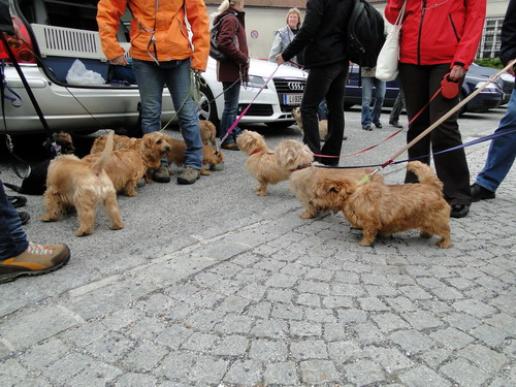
[266, 121, 295, 130]
[198, 83, 219, 129]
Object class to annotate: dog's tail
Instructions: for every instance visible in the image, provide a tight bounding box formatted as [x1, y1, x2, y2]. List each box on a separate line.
[3, 182, 22, 193]
[91, 131, 114, 175]
[407, 161, 443, 190]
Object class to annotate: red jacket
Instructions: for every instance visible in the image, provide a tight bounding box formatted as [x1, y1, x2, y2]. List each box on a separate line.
[214, 8, 249, 82]
[385, 0, 486, 69]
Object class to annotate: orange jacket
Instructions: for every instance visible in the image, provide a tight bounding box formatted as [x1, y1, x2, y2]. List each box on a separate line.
[97, 0, 210, 71]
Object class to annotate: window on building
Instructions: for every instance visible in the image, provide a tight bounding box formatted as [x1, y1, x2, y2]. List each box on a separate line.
[478, 17, 504, 59]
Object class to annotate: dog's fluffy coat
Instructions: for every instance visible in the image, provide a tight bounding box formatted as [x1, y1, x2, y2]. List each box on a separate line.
[275, 141, 383, 219]
[313, 161, 451, 247]
[85, 132, 170, 195]
[237, 130, 313, 196]
[164, 135, 224, 176]
[41, 133, 124, 236]
[292, 106, 328, 141]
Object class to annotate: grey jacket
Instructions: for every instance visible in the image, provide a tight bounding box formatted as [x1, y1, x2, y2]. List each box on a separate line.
[268, 26, 301, 65]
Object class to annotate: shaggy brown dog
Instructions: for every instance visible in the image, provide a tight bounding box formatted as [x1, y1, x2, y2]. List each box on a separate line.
[236, 130, 313, 196]
[41, 133, 124, 236]
[314, 161, 451, 248]
[83, 132, 170, 195]
[200, 120, 217, 147]
[292, 106, 328, 141]
[164, 136, 224, 176]
[276, 141, 383, 219]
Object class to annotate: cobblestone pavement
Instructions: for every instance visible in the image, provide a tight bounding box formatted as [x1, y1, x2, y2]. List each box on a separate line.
[0, 109, 515, 386]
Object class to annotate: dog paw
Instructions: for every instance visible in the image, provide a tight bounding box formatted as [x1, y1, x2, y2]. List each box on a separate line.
[256, 190, 268, 196]
[110, 222, 124, 230]
[420, 231, 432, 239]
[437, 239, 451, 248]
[75, 228, 92, 237]
[300, 210, 316, 219]
[40, 215, 57, 222]
[359, 239, 374, 247]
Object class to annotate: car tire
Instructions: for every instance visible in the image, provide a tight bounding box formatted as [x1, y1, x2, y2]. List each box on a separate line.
[198, 83, 220, 129]
[266, 121, 295, 130]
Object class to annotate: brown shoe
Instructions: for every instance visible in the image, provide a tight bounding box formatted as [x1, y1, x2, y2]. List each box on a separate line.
[221, 142, 239, 151]
[0, 242, 70, 284]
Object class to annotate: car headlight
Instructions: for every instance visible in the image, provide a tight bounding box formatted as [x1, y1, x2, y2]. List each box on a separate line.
[475, 81, 499, 91]
[246, 75, 268, 89]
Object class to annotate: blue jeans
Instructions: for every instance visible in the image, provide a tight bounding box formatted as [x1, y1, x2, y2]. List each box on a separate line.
[475, 89, 516, 192]
[361, 77, 386, 127]
[0, 179, 28, 260]
[220, 80, 242, 144]
[132, 59, 202, 169]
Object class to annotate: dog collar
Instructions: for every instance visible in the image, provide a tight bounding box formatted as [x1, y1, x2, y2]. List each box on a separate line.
[290, 163, 311, 172]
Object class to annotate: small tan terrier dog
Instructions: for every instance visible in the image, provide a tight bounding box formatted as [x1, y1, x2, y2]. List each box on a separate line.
[276, 142, 383, 219]
[84, 132, 170, 196]
[164, 135, 224, 176]
[236, 130, 312, 196]
[41, 133, 124, 236]
[292, 106, 328, 141]
[314, 161, 451, 248]
[199, 120, 217, 147]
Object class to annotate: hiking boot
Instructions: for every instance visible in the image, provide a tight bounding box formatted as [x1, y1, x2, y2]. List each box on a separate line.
[374, 121, 383, 129]
[18, 211, 30, 226]
[210, 162, 225, 171]
[450, 203, 470, 218]
[221, 142, 239, 151]
[8, 195, 27, 208]
[470, 183, 495, 202]
[177, 166, 200, 185]
[153, 160, 171, 183]
[0, 242, 70, 284]
[389, 121, 403, 128]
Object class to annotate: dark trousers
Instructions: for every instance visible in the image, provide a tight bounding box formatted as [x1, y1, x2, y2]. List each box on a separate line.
[389, 86, 405, 124]
[301, 61, 348, 165]
[0, 179, 28, 260]
[399, 63, 471, 205]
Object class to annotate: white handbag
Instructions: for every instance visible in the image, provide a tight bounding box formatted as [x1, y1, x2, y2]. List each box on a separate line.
[376, 1, 406, 81]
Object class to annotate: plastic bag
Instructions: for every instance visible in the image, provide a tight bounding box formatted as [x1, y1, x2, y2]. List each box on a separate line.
[66, 59, 105, 86]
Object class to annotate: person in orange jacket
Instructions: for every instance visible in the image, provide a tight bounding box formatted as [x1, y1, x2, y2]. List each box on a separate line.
[385, 0, 486, 218]
[97, 0, 210, 185]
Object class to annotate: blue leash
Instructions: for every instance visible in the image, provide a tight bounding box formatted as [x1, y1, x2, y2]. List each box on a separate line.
[315, 127, 516, 169]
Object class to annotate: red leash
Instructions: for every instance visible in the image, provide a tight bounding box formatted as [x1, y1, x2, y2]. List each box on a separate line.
[312, 86, 442, 159]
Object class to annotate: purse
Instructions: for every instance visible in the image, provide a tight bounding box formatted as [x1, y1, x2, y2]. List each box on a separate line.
[375, 0, 406, 81]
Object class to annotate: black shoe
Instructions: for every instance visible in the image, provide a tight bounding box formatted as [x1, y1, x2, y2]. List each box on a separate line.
[18, 211, 30, 225]
[450, 204, 470, 218]
[342, 136, 348, 141]
[374, 122, 383, 129]
[470, 183, 495, 202]
[8, 195, 27, 208]
[389, 121, 403, 129]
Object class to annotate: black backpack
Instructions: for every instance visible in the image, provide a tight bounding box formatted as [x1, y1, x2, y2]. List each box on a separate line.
[210, 13, 235, 61]
[347, 0, 385, 68]
[210, 17, 225, 61]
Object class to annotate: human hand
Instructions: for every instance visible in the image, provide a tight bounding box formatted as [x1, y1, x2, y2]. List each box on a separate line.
[276, 54, 285, 65]
[509, 63, 515, 76]
[110, 55, 128, 66]
[449, 65, 465, 81]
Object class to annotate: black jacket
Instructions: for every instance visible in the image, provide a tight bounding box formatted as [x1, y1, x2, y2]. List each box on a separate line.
[281, 0, 354, 69]
[501, 0, 516, 84]
[0, 0, 14, 34]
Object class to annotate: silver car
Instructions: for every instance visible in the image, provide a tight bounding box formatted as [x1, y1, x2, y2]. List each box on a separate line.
[1, 0, 307, 134]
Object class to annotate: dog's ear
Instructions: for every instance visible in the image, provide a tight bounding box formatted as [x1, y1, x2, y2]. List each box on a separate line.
[315, 179, 341, 197]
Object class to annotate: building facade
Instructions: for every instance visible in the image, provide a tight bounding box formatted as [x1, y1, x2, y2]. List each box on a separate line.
[204, 0, 509, 60]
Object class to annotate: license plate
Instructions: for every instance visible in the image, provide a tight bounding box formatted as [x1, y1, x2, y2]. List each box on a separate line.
[282, 94, 303, 106]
